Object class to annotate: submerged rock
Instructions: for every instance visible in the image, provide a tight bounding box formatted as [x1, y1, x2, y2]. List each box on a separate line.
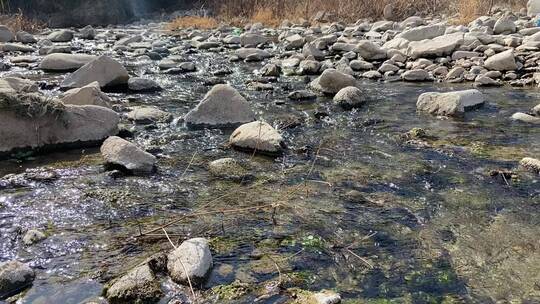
[105, 264, 162, 304]
[184, 84, 255, 128]
[61, 81, 112, 107]
[100, 136, 156, 174]
[128, 78, 162, 92]
[333, 86, 365, 109]
[40, 53, 97, 71]
[0, 261, 35, 299]
[417, 89, 485, 116]
[167, 238, 213, 285]
[127, 106, 173, 124]
[310, 69, 356, 95]
[312, 290, 341, 304]
[208, 158, 251, 181]
[22, 229, 46, 245]
[229, 121, 284, 154]
[0, 92, 119, 156]
[511, 112, 540, 124]
[61, 55, 129, 89]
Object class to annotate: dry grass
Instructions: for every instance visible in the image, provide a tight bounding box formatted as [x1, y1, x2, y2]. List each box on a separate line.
[0, 10, 43, 33]
[167, 15, 218, 30]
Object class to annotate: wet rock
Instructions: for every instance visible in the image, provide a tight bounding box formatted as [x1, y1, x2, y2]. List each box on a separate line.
[417, 89, 485, 117]
[115, 35, 142, 47]
[15, 31, 36, 44]
[184, 84, 255, 129]
[105, 264, 162, 304]
[22, 229, 46, 245]
[260, 64, 280, 77]
[208, 158, 251, 181]
[240, 33, 268, 47]
[100, 136, 156, 174]
[532, 104, 540, 116]
[402, 69, 430, 81]
[310, 68, 356, 94]
[0, 260, 35, 299]
[230, 121, 284, 154]
[484, 49, 517, 71]
[303, 42, 325, 61]
[350, 60, 374, 71]
[61, 55, 129, 89]
[61, 81, 112, 107]
[312, 290, 341, 304]
[0, 25, 14, 42]
[0, 93, 119, 155]
[284, 34, 305, 50]
[407, 33, 463, 59]
[475, 75, 500, 87]
[288, 90, 317, 101]
[511, 112, 540, 124]
[0, 77, 38, 94]
[520, 157, 540, 173]
[234, 48, 272, 61]
[40, 53, 97, 71]
[167, 238, 213, 285]
[47, 29, 74, 42]
[298, 60, 321, 75]
[333, 86, 364, 109]
[127, 106, 173, 124]
[128, 77, 162, 92]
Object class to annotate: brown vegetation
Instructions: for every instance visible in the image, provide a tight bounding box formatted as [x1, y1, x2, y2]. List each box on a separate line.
[168, 0, 527, 30]
[167, 15, 218, 30]
[0, 10, 43, 33]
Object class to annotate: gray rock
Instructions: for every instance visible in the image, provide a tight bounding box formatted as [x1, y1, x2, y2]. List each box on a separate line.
[0, 93, 119, 155]
[355, 41, 387, 60]
[61, 81, 112, 107]
[184, 84, 255, 128]
[493, 16, 516, 34]
[407, 33, 464, 59]
[520, 157, 540, 174]
[0, 43, 35, 52]
[402, 69, 430, 81]
[288, 90, 317, 101]
[284, 34, 305, 50]
[127, 106, 172, 124]
[310, 68, 356, 94]
[105, 264, 162, 304]
[0, 261, 35, 299]
[61, 55, 129, 89]
[350, 60, 374, 71]
[115, 35, 142, 46]
[511, 112, 540, 124]
[47, 29, 74, 42]
[230, 121, 284, 154]
[15, 31, 36, 44]
[484, 49, 517, 71]
[417, 89, 485, 116]
[333, 86, 364, 109]
[22, 229, 46, 245]
[234, 48, 272, 61]
[0, 25, 14, 42]
[529, 0, 540, 16]
[100, 136, 156, 174]
[167, 238, 213, 285]
[240, 33, 268, 47]
[128, 78, 162, 92]
[532, 104, 540, 116]
[397, 24, 446, 42]
[208, 158, 250, 180]
[303, 42, 325, 61]
[260, 64, 280, 77]
[0, 77, 38, 94]
[312, 290, 341, 304]
[79, 25, 96, 40]
[40, 53, 98, 71]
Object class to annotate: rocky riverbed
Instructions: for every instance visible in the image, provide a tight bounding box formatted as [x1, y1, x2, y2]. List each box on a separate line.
[0, 4, 539, 304]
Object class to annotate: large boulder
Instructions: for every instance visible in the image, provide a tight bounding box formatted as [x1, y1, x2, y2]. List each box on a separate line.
[407, 33, 464, 59]
[60, 55, 129, 89]
[184, 84, 255, 128]
[493, 16, 516, 34]
[0, 25, 14, 42]
[0, 77, 38, 94]
[105, 264, 162, 304]
[397, 24, 446, 42]
[100, 136, 156, 174]
[0, 92, 119, 155]
[229, 121, 284, 154]
[167, 238, 213, 285]
[417, 89, 485, 117]
[0, 260, 35, 299]
[47, 29, 74, 42]
[40, 53, 97, 71]
[484, 49, 517, 71]
[61, 81, 112, 107]
[310, 69, 356, 94]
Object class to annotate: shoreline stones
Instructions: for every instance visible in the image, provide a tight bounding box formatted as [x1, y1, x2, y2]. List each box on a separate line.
[167, 238, 213, 285]
[229, 121, 284, 155]
[100, 136, 157, 174]
[184, 84, 255, 129]
[0, 261, 35, 299]
[417, 89, 485, 116]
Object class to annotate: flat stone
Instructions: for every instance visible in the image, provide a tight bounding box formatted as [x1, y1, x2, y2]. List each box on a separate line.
[100, 136, 157, 174]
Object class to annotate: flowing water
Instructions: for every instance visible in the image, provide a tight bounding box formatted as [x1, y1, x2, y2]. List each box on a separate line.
[0, 27, 539, 304]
